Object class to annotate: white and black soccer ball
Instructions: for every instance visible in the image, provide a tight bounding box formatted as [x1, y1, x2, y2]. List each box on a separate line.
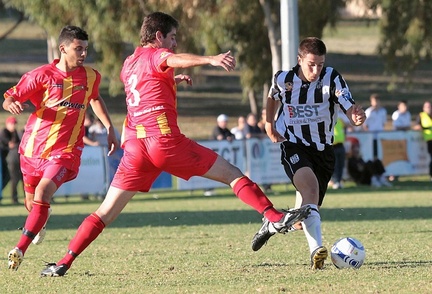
[331, 237, 365, 269]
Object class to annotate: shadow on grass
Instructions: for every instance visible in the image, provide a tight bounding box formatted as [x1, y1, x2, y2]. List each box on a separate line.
[1, 205, 431, 232]
[366, 260, 432, 269]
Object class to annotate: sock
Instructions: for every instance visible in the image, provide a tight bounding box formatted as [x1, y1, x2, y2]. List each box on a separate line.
[57, 213, 105, 268]
[16, 201, 50, 254]
[232, 176, 283, 221]
[301, 204, 323, 254]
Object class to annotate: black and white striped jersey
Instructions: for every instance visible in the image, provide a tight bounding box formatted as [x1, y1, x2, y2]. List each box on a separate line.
[269, 65, 355, 151]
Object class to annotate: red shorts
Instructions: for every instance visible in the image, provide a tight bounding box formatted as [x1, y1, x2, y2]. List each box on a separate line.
[20, 155, 80, 194]
[111, 134, 218, 192]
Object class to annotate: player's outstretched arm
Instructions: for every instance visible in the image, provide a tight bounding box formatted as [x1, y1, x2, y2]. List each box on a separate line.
[166, 51, 236, 72]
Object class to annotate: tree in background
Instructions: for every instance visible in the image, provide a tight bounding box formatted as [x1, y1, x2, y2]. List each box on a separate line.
[198, 0, 347, 113]
[1, 0, 354, 112]
[365, 0, 432, 91]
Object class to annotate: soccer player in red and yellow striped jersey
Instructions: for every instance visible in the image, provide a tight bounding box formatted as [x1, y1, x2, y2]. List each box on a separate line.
[4, 25, 119, 271]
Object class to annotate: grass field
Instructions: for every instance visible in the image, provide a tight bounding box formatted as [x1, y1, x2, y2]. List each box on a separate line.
[1, 15, 432, 293]
[1, 178, 431, 293]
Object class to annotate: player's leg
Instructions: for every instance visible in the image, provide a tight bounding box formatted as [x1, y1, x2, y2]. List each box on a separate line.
[41, 187, 137, 277]
[291, 146, 334, 269]
[201, 155, 310, 235]
[160, 136, 310, 238]
[8, 178, 55, 271]
[41, 139, 154, 277]
[292, 167, 327, 269]
[8, 159, 76, 271]
[155, 136, 280, 220]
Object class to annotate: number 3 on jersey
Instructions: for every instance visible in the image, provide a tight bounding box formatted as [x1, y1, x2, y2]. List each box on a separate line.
[127, 74, 140, 107]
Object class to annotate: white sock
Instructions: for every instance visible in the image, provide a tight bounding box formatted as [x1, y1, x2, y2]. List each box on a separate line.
[302, 204, 322, 254]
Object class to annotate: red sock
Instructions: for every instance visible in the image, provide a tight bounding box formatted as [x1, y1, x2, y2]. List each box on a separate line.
[57, 213, 105, 268]
[16, 201, 50, 254]
[232, 177, 283, 221]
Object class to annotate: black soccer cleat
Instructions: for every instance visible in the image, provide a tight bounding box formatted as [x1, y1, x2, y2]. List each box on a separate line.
[251, 218, 275, 251]
[40, 263, 69, 277]
[251, 205, 311, 251]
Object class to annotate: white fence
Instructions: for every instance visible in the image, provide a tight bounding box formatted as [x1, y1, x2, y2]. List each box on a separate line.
[2, 130, 425, 198]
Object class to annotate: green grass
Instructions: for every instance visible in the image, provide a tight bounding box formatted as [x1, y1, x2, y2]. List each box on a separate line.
[1, 178, 431, 293]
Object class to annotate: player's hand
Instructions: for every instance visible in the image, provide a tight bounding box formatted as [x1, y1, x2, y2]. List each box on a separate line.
[265, 122, 285, 143]
[106, 131, 119, 156]
[351, 104, 366, 126]
[212, 50, 236, 72]
[175, 74, 192, 85]
[4, 99, 29, 115]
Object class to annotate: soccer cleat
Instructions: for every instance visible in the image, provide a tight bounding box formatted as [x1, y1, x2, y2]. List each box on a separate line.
[8, 248, 23, 271]
[40, 263, 69, 277]
[251, 206, 311, 251]
[251, 218, 275, 251]
[311, 246, 328, 270]
[32, 207, 52, 245]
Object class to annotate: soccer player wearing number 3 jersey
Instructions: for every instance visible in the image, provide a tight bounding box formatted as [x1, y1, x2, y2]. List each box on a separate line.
[40, 12, 311, 277]
[4, 26, 119, 272]
[251, 37, 367, 269]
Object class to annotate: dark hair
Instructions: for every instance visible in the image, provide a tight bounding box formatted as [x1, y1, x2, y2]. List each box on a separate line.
[58, 25, 88, 45]
[298, 37, 326, 58]
[370, 93, 380, 100]
[140, 12, 179, 46]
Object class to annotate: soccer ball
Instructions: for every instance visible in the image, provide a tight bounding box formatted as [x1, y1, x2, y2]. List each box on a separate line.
[331, 237, 365, 269]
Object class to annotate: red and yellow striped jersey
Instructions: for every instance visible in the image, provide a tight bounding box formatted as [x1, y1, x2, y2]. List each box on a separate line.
[3, 59, 101, 159]
[120, 47, 181, 145]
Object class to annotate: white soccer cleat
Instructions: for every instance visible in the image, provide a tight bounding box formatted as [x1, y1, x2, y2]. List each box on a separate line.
[8, 248, 23, 271]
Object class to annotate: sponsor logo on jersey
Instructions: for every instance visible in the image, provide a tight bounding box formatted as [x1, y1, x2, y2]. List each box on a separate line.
[73, 85, 87, 91]
[290, 153, 300, 164]
[58, 101, 85, 109]
[284, 82, 293, 92]
[335, 88, 352, 101]
[288, 105, 319, 118]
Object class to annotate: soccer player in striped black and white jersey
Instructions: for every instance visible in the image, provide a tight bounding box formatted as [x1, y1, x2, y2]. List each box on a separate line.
[251, 37, 366, 269]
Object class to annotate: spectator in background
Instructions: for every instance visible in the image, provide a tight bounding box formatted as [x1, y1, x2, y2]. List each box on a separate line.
[257, 108, 267, 134]
[245, 113, 263, 138]
[0, 116, 23, 204]
[230, 116, 247, 140]
[83, 112, 98, 147]
[364, 93, 387, 158]
[89, 118, 122, 185]
[347, 138, 392, 187]
[392, 100, 411, 130]
[257, 108, 273, 193]
[210, 114, 234, 141]
[413, 101, 432, 181]
[331, 116, 346, 189]
[78, 112, 99, 201]
[206, 114, 235, 196]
